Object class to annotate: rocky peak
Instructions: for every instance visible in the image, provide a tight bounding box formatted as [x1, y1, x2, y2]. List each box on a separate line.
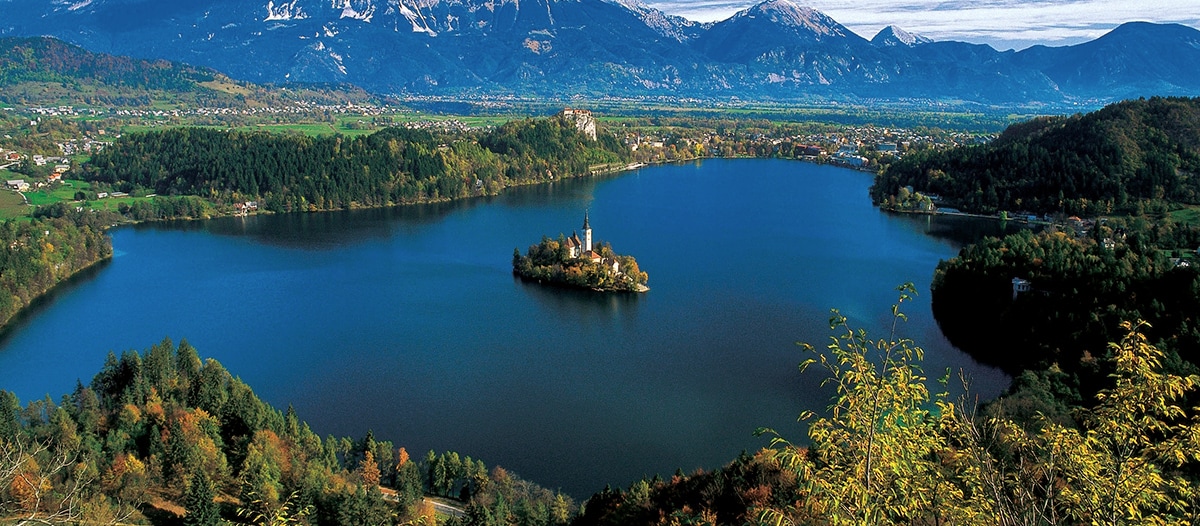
[871, 25, 932, 47]
[737, 0, 846, 37]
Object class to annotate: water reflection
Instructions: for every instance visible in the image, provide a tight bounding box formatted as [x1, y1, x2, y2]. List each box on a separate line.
[514, 275, 643, 326]
[886, 211, 1035, 249]
[137, 198, 500, 250]
[0, 259, 112, 350]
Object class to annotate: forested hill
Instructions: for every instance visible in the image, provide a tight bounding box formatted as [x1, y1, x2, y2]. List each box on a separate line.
[0, 37, 213, 92]
[0, 36, 377, 107]
[0, 339, 574, 524]
[872, 97, 1200, 215]
[83, 117, 630, 212]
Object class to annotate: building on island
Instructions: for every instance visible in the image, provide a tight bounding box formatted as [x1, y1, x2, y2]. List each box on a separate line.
[564, 212, 619, 273]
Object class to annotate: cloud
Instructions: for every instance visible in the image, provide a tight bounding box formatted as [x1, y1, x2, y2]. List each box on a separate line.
[645, 0, 1200, 49]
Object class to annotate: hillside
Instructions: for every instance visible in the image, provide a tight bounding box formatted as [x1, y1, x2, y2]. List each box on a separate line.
[82, 114, 629, 213]
[872, 96, 1200, 215]
[0, 339, 573, 524]
[0, 36, 379, 108]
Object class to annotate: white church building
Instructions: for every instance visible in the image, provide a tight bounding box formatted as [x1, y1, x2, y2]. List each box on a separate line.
[564, 212, 619, 273]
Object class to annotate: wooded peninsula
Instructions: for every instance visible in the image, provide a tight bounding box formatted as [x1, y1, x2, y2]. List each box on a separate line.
[872, 96, 1200, 424]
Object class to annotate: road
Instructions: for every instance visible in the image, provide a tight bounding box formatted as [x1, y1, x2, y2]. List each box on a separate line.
[378, 487, 466, 519]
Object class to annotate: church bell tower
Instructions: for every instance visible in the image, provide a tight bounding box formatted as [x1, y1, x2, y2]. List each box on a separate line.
[583, 211, 592, 253]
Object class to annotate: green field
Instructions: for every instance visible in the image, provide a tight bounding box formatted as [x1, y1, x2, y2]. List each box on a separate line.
[1169, 206, 1200, 226]
[0, 189, 30, 220]
[24, 179, 90, 207]
[21, 179, 157, 214]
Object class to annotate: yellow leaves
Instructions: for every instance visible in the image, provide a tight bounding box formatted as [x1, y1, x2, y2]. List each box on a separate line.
[412, 498, 439, 526]
[118, 403, 142, 428]
[8, 467, 50, 512]
[765, 287, 1200, 526]
[396, 446, 410, 468]
[359, 450, 381, 488]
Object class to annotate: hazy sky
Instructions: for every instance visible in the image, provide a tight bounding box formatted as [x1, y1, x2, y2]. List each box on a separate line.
[642, 0, 1200, 51]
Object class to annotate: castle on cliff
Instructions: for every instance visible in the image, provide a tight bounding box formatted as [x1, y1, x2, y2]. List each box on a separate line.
[560, 108, 597, 141]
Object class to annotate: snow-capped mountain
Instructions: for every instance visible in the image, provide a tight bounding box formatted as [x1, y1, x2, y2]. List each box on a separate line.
[2, 0, 1198, 104]
[871, 25, 932, 47]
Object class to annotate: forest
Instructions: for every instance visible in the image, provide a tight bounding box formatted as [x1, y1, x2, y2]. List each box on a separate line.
[0, 339, 574, 525]
[871, 97, 1200, 215]
[83, 116, 629, 214]
[513, 237, 648, 292]
[0, 210, 113, 330]
[930, 223, 1200, 403]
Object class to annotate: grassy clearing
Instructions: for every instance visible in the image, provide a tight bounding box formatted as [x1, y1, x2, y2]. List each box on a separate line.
[198, 79, 253, 97]
[0, 190, 30, 220]
[24, 179, 90, 207]
[86, 195, 155, 213]
[1169, 206, 1200, 226]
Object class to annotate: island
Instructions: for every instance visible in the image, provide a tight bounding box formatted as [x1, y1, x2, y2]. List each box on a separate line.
[513, 212, 649, 293]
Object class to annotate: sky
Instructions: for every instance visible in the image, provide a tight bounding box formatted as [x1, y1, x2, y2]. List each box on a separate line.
[642, 0, 1200, 51]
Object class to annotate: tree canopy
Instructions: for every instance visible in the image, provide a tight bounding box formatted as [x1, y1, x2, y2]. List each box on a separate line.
[872, 97, 1200, 215]
[84, 116, 629, 213]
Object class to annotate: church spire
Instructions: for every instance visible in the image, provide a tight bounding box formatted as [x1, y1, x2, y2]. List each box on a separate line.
[583, 210, 592, 253]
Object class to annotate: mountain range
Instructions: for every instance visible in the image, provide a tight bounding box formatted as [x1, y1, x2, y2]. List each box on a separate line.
[1, 0, 1199, 106]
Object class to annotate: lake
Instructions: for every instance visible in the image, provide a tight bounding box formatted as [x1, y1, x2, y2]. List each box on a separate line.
[0, 158, 1010, 498]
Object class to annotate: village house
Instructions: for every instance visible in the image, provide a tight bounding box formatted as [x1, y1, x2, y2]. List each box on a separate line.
[6, 180, 29, 192]
[1012, 277, 1032, 300]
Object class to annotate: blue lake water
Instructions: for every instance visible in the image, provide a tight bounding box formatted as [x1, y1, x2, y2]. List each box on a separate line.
[0, 158, 1009, 497]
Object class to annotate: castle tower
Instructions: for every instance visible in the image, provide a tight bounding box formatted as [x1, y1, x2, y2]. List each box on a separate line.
[583, 211, 592, 253]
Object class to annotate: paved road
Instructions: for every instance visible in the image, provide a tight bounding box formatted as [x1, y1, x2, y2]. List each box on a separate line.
[378, 487, 466, 519]
[427, 499, 466, 519]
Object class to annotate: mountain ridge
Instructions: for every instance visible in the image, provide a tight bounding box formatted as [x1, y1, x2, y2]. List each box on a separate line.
[2, 0, 1198, 105]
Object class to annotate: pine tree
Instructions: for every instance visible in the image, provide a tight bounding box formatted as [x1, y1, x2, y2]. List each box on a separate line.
[184, 469, 220, 526]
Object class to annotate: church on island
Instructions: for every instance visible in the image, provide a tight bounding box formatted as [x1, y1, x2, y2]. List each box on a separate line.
[513, 210, 648, 292]
[564, 212, 619, 273]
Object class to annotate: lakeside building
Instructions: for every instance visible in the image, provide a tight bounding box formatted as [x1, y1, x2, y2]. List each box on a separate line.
[1012, 277, 1032, 300]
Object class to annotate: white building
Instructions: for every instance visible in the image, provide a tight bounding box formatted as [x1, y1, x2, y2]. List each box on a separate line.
[1012, 277, 1032, 300]
[563, 212, 619, 273]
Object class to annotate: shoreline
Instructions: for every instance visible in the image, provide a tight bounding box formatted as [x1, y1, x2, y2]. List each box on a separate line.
[512, 271, 649, 294]
[0, 249, 113, 336]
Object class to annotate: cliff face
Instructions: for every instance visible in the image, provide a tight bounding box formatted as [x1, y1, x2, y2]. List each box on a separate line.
[562, 109, 597, 141]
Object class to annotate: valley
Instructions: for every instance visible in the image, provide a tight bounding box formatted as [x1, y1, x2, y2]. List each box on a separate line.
[2, 5, 1200, 525]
